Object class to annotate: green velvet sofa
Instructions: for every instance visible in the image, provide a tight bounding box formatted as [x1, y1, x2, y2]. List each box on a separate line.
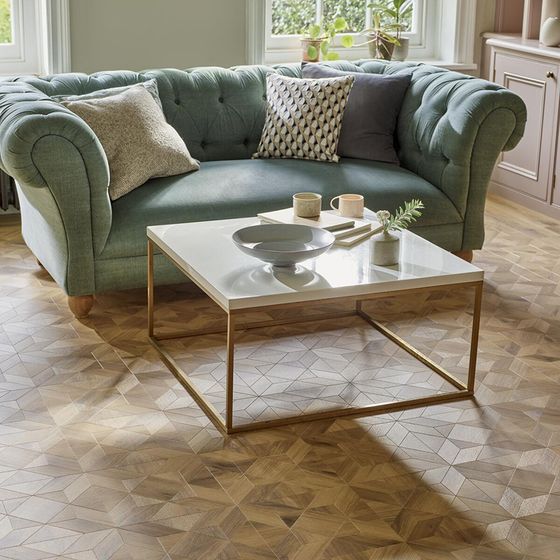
[0, 61, 526, 317]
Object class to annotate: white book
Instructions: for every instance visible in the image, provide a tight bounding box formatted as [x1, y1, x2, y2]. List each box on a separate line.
[257, 208, 355, 232]
[335, 224, 383, 247]
[330, 220, 371, 240]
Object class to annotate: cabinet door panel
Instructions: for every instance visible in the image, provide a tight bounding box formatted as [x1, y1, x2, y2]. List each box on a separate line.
[492, 51, 557, 202]
[554, 162, 560, 207]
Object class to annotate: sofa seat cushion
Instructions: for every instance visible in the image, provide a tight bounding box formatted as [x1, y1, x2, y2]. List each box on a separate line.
[101, 158, 463, 260]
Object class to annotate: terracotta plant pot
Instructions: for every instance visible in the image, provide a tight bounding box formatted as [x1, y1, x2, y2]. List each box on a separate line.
[301, 38, 324, 62]
[367, 33, 395, 60]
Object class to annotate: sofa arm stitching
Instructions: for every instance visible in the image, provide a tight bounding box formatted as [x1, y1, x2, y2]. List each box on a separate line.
[437, 167, 465, 221]
[462, 105, 519, 250]
[28, 132, 97, 293]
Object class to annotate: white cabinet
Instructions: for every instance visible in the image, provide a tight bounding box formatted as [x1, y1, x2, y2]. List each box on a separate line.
[488, 38, 560, 219]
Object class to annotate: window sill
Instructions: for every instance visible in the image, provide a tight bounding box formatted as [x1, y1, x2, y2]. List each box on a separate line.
[264, 53, 478, 73]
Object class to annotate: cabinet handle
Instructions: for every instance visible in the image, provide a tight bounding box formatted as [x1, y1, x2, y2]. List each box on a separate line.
[547, 71, 555, 79]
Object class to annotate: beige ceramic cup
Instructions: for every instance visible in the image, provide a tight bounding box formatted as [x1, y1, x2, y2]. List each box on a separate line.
[330, 194, 364, 218]
[293, 192, 322, 218]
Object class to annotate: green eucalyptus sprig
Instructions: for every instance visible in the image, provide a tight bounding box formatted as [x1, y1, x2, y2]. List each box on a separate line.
[377, 199, 424, 234]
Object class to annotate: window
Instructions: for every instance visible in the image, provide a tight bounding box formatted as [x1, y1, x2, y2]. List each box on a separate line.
[247, 0, 478, 68]
[271, 0, 416, 36]
[0, 0, 41, 75]
[265, 0, 430, 64]
[0, 0, 13, 45]
[0, 0, 71, 76]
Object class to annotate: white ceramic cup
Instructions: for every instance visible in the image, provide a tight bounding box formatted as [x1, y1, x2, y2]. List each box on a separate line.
[293, 192, 322, 218]
[330, 194, 364, 218]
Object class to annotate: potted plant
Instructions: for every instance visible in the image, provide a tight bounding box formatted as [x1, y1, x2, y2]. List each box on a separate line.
[365, 12, 399, 60]
[371, 199, 424, 266]
[301, 17, 354, 63]
[368, 0, 413, 61]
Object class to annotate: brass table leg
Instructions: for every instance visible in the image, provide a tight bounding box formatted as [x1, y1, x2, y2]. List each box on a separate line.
[468, 281, 483, 392]
[147, 240, 483, 435]
[147, 239, 154, 338]
[226, 313, 236, 433]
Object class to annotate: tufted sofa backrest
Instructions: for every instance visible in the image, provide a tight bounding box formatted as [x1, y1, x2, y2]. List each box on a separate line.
[15, 65, 300, 163]
[144, 65, 297, 161]
[14, 61, 525, 214]
[14, 61, 421, 164]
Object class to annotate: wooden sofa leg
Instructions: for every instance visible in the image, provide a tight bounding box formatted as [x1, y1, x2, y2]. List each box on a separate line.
[36, 258, 45, 270]
[68, 295, 94, 318]
[453, 250, 474, 263]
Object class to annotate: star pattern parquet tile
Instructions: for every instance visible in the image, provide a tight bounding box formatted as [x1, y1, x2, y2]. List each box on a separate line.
[0, 196, 559, 559]
[158, 317, 460, 427]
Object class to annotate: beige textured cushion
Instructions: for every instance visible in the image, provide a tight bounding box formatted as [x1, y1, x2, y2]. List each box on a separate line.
[62, 83, 199, 200]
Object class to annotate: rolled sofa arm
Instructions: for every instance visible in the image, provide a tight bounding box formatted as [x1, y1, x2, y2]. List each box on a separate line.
[0, 82, 110, 295]
[390, 64, 527, 250]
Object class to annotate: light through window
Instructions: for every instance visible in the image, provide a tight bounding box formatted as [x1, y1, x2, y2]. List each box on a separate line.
[271, 0, 415, 37]
[0, 0, 13, 44]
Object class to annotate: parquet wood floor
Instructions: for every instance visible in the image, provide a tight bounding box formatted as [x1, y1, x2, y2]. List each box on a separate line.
[0, 196, 559, 559]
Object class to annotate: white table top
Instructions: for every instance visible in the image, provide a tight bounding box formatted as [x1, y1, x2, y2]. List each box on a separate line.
[148, 214, 483, 312]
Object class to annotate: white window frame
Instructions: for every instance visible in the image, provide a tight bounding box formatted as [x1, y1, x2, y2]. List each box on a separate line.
[0, 0, 70, 76]
[265, 0, 426, 58]
[247, 0, 477, 71]
[0, 0, 41, 75]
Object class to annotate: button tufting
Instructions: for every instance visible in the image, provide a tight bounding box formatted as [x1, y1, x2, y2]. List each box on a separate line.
[218, 96, 224, 103]
[200, 141, 207, 148]
[174, 98, 181, 105]
[243, 138, 249, 146]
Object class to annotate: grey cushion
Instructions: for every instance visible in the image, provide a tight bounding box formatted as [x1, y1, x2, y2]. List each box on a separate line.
[302, 64, 411, 164]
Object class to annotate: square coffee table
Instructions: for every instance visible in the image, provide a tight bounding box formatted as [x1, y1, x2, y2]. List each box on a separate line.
[147, 213, 483, 435]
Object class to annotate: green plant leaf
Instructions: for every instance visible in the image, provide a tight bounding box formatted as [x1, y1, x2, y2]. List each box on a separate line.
[381, 32, 400, 44]
[308, 24, 321, 39]
[371, 6, 390, 19]
[326, 52, 340, 61]
[321, 40, 329, 56]
[307, 45, 318, 60]
[334, 17, 347, 31]
[340, 35, 354, 48]
[385, 199, 424, 232]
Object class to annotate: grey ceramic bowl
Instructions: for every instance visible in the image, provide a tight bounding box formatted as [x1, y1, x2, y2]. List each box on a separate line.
[232, 224, 335, 267]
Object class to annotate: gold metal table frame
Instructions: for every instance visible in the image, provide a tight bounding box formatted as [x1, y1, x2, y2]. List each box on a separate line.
[147, 239, 483, 435]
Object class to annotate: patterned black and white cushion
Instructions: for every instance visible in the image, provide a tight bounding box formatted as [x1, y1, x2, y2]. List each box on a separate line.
[253, 73, 354, 163]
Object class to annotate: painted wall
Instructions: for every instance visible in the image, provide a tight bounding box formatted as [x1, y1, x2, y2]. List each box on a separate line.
[69, 0, 246, 73]
[69, 0, 495, 75]
[474, 0, 496, 78]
